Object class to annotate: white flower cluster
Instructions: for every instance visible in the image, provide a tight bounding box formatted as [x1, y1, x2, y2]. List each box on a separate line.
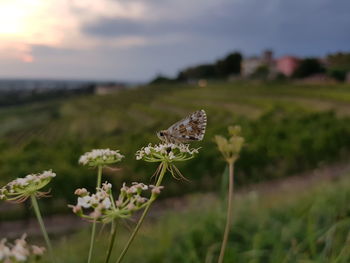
[0, 170, 56, 201]
[70, 182, 163, 223]
[136, 143, 199, 162]
[79, 149, 124, 167]
[0, 234, 45, 262]
[73, 183, 113, 217]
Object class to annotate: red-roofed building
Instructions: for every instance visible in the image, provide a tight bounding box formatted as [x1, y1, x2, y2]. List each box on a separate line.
[276, 56, 300, 77]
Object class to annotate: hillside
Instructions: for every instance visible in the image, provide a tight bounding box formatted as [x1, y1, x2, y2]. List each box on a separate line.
[1, 81, 350, 207]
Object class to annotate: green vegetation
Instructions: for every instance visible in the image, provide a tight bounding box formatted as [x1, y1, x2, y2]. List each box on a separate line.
[40, 174, 350, 263]
[1, 82, 350, 211]
[0, 85, 94, 107]
[327, 52, 350, 81]
[160, 51, 242, 82]
[292, 58, 325, 79]
[2, 81, 350, 262]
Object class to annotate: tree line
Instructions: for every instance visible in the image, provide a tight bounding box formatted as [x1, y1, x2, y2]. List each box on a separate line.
[150, 51, 350, 83]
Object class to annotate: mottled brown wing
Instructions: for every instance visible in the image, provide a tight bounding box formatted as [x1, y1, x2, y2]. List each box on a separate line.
[167, 110, 207, 142]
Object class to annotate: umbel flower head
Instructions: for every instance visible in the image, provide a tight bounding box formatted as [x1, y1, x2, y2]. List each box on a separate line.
[215, 125, 244, 164]
[136, 143, 200, 181]
[136, 143, 199, 163]
[69, 182, 162, 223]
[0, 170, 56, 202]
[0, 234, 45, 262]
[79, 149, 124, 167]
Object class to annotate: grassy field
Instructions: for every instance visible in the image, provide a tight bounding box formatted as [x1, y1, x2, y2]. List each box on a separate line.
[2, 81, 350, 262]
[1, 81, 350, 209]
[34, 171, 350, 263]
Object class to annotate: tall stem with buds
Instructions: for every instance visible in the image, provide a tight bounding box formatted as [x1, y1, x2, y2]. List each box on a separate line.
[30, 194, 56, 263]
[218, 162, 234, 263]
[78, 149, 124, 263]
[215, 126, 244, 263]
[87, 165, 103, 263]
[116, 162, 168, 263]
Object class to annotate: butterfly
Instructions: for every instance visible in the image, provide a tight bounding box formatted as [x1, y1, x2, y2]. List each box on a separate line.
[157, 110, 207, 144]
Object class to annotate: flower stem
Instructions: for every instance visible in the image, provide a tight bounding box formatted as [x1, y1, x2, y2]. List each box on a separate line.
[218, 162, 234, 263]
[115, 162, 168, 263]
[96, 165, 103, 188]
[105, 220, 119, 263]
[30, 194, 56, 263]
[87, 165, 103, 263]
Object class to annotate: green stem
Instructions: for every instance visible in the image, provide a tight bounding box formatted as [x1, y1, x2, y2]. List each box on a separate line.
[115, 162, 168, 263]
[97, 165, 103, 188]
[218, 162, 234, 263]
[87, 165, 103, 263]
[105, 220, 119, 263]
[30, 195, 56, 263]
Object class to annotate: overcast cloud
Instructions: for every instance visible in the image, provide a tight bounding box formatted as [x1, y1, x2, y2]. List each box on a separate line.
[0, 0, 348, 81]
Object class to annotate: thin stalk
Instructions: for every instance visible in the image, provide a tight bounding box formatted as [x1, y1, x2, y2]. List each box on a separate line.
[96, 165, 103, 188]
[218, 162, 234, 263]
[115, 162, 168, 263]
[105, 220, 119, 263]
[87, 165, 103, 263]
[30, 195, 56, 263]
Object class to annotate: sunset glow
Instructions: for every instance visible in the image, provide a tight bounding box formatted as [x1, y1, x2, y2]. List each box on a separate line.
[0, 0, 145, 62]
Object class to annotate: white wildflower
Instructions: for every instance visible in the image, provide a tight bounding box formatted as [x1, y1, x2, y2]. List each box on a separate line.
[0, 170, 56, 202]
[0, 239, 10, 260]
[102, 182, 112, 191]
[150, 185, 164, 195]
[31, 245, 45, 256]
[77, 196, 91, 208]
[0, 235, 44, 262]
[102, 198, 111, 209]
[74, 188, 88, 196]
[70, 181, 155, 223]
[136, 143, 199, 163]
[79, 149, 124, 167]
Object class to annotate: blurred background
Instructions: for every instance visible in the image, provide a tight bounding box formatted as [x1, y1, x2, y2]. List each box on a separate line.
[0, 0, 350, 262]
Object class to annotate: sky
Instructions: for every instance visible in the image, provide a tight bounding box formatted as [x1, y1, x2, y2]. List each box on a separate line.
[0, 0, 349, 82]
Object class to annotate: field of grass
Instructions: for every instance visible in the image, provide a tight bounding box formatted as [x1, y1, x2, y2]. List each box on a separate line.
[31, 172, 350, 263]
[1, 81, 350, 209]
[2, 81, 350, 262]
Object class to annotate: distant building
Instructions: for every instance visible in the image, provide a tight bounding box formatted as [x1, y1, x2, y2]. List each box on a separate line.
[276, 56, 300, 77]
[241, 57, 262, 77]
[241, 50, 277, 78]
[95, 84, 125, 95]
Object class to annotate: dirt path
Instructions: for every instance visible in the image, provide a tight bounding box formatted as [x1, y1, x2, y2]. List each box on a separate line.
[1, 160, 350, 239]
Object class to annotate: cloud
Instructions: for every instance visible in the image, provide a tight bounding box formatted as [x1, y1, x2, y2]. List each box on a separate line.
[0, 0, 243, 62]
[0, 0, 348, 80]
[0, 0, 147, 62]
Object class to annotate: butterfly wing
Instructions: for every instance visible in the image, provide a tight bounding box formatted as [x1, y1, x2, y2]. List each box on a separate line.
[167, 110, 207, 142]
